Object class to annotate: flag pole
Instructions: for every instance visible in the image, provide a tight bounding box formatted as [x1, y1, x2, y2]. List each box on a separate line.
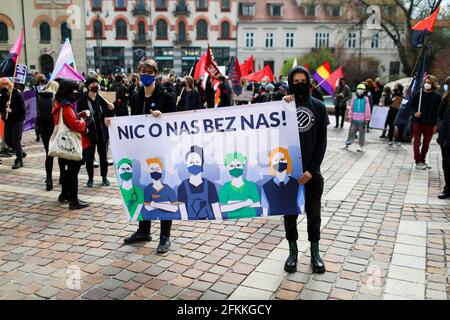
[5, 59, 19, 121]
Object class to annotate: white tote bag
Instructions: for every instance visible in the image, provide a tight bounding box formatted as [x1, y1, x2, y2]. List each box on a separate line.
[48, 106, 83, 161]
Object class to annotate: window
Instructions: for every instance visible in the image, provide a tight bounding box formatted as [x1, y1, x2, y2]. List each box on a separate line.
[196, 0, 207, 10]
[315, 32, 329, 48]
[92, 0, 102, 10]
[156, 19, 168, 39]
[0, 23, 8, 42]
[137, 21, 145, 40]
[220, 21, 230, 39]
[347, 32, 356, 48]
[156, 0, 166, 9]
[326, 5, 341, 16]
[371, 33, 379, 48]
[137, 0, 145, 10]
[221, 0, 230, 11]
[115, 0, 126, 9]
[60, 22, 72, 42]
[242, 3, 255, 16]
[263, 60, 274, 73]
[93, 20, 103, 38]
[285, 32, 294, 48]
[303, 4, 316, 16]
[178, 21, 186, 41]
[389, 61, 400, 77]
[196, 19, 208, 40]
[268, 4, 283, 17]
[245, 32, 254, 48]
[211, 47, 230, 66]
[40, 22, 51, 43]
[265, 32, 274, 48]
[116, 19, 127, 38]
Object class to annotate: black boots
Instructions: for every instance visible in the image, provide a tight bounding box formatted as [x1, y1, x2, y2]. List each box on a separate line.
[69, 200, 89, 210]
[284, 241, 298, 273]
[157, 236, 171, 254]
[12, 159, 23, 169]
[438, 189, 450, 199]
[45, 178, 53, 191]
[123, 231, 152, 244]
[311, 242, 326, 274]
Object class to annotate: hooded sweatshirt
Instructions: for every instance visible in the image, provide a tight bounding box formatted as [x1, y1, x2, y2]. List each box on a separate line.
[288, 66, 330, 176]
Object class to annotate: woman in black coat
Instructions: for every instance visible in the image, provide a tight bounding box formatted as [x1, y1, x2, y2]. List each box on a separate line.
[0, 79, 26, 169]
[437, 76, 450, 199]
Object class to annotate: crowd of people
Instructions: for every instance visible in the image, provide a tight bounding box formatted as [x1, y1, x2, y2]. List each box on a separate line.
[0, 59, 449, 275]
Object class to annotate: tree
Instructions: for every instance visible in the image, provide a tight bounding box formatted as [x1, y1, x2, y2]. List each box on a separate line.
[281, 48, 338, 76]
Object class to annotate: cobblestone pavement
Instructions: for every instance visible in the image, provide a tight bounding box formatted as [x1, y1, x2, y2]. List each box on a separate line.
[0, 122, 449, 300]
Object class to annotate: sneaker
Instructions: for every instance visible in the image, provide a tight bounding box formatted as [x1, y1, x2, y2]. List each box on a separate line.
[357, 146, 365, 152]
[86, 179, 94, 188]
[107, 159, 114, 166]
[416, 163, 427, 170]
[93, 160, 100, 168]
[396, 142, 402, 148]
[12, 160, 23, 169]
[424, 162, 432, 169]
[102, 177, 110, 187]
[388, 141, 393, 146]
[157, 236, 171, 254]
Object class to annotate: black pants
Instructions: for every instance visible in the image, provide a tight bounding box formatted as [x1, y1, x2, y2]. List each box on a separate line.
[284, 174, 324, 242]
[334, 107, 345, 127]
[442, 146, 450, 193]
[4, 120, 24, 161]
[41, 127, 65, 181]
[138, 220, 172, 239]
[84, 139, 108, 180]
[60, 159, 82, 203]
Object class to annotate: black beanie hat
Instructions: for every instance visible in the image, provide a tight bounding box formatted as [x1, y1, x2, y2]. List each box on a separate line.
[85, 76, 99, 87]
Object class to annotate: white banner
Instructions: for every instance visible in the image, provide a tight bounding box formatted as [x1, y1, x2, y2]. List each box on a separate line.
[15, 64, 27, 84]
[369, 106, 389, 129]
[108, 101, 305, 221]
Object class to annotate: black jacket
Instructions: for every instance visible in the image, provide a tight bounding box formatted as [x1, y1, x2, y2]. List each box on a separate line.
[288, 66, 329, 176]
[0, 88, 25, 123]
[312, 88, 324, 102]
[77, 92, 113, 144]
[178, 88, 201, 111]
[437, 101, 450, 148]
[36, 91, 55, 133]
[411, 90, 441, 126]
[110, 81, 128, 116]
[218, 82, 232, 107]
[130, 83, 176, 116]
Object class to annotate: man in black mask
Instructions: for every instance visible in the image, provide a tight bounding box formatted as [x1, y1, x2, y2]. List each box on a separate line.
[282, 66, 329, 274]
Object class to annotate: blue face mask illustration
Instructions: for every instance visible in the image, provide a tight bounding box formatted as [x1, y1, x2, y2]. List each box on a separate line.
[141, 74, 155, 87]
[188, 165, 203, 175]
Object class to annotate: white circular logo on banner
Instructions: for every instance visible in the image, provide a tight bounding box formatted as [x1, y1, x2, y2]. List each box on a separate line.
[296, 106, 315, 132]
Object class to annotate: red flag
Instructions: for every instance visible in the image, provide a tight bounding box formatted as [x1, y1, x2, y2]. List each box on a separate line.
[304, 63, 309, 71]
[205, 44, 223, 80]
[323, 61, 331, 74]
[240, 56, 254, 77]
[326, 66, 344, 91]
[194, 53, 207, 80]
[246, 65, 274, 83]
[411, 7, 440, 47]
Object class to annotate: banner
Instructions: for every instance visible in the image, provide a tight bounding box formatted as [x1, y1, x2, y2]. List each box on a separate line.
[369, 106, 389, 130]
[15, 64, 27, 84]
[21, 90, 37, 132]
[108, 101, 305, 221]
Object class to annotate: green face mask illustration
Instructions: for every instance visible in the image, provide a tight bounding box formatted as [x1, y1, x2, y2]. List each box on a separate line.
[229, 168, 244, 178]
[120, 172, 133, 181]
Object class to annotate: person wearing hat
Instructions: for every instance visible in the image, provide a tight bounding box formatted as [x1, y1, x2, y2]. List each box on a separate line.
[345, 83, 372, 152]
[218, 75, 232, 107]
[77, 75, 115, 188]
[117, 158, 144, 221]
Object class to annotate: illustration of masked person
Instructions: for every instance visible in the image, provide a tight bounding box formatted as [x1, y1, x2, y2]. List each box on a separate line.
[142, 158, 180, 220]
[261, 147, 303, 216]
[117, 158, 144, 221]
[219, 152, 261, 219]
[178, 145, 222, 220]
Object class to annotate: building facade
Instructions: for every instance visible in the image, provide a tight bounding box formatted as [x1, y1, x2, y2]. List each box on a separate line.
[85, 0, 238, 75]
[237, 0, 402, 82]
[0, 0, 87, 76]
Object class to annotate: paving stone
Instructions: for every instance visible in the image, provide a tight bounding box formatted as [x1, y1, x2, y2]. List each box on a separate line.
[210, 282, 238, 295]
[299, 289, 329, 300]
[305, 280, 332, 294]
[387, 265, 425, 284]
[391, 254, 426, 270]
[384, 279, 425, 300]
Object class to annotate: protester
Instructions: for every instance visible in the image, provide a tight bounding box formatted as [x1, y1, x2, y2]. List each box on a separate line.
[437, 76, 450, 199]
[36, 80, 65, 191]
[218, 75, 232, 107]
[77, 74, 115, 187]
[373, 78, 384, 106]
[204, 76, 215, 109]
[120, 59, 176, 253]
[282, 66, 329, 274]
[411, 75, 441, 170]
[386, 84, 404, 147]
[345, 83, 372, 152]
[0, 77, 26, 169]
[52, 79, 89, 210]
[333, 78, 352, 128]
[365, 78, 375, 132]
[110, 74, 129, 116]
[177, 75, 201, 111]
[273, 83, 289, 102]
[379, 86, 392, 138]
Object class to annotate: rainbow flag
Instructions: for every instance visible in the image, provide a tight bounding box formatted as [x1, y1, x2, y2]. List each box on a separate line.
[312, 62, 333, 95]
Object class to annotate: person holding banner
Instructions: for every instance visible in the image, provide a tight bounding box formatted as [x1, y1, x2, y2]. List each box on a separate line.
[283, 66, 329, 274]
[118, 59, 176, 253]
[0, 77, 26, 169]
[437, 76, 450, 199]
[177, 76, 201, 111]
[78, 75, 115, 187]
[411, 75, 441, 170]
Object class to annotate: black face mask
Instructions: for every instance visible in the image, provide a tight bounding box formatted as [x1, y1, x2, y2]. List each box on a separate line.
[273, 162, 288, 173]
[90, 86, 99, 93]
[151, 172, 162, 181]
[292, 82, 310, 98]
